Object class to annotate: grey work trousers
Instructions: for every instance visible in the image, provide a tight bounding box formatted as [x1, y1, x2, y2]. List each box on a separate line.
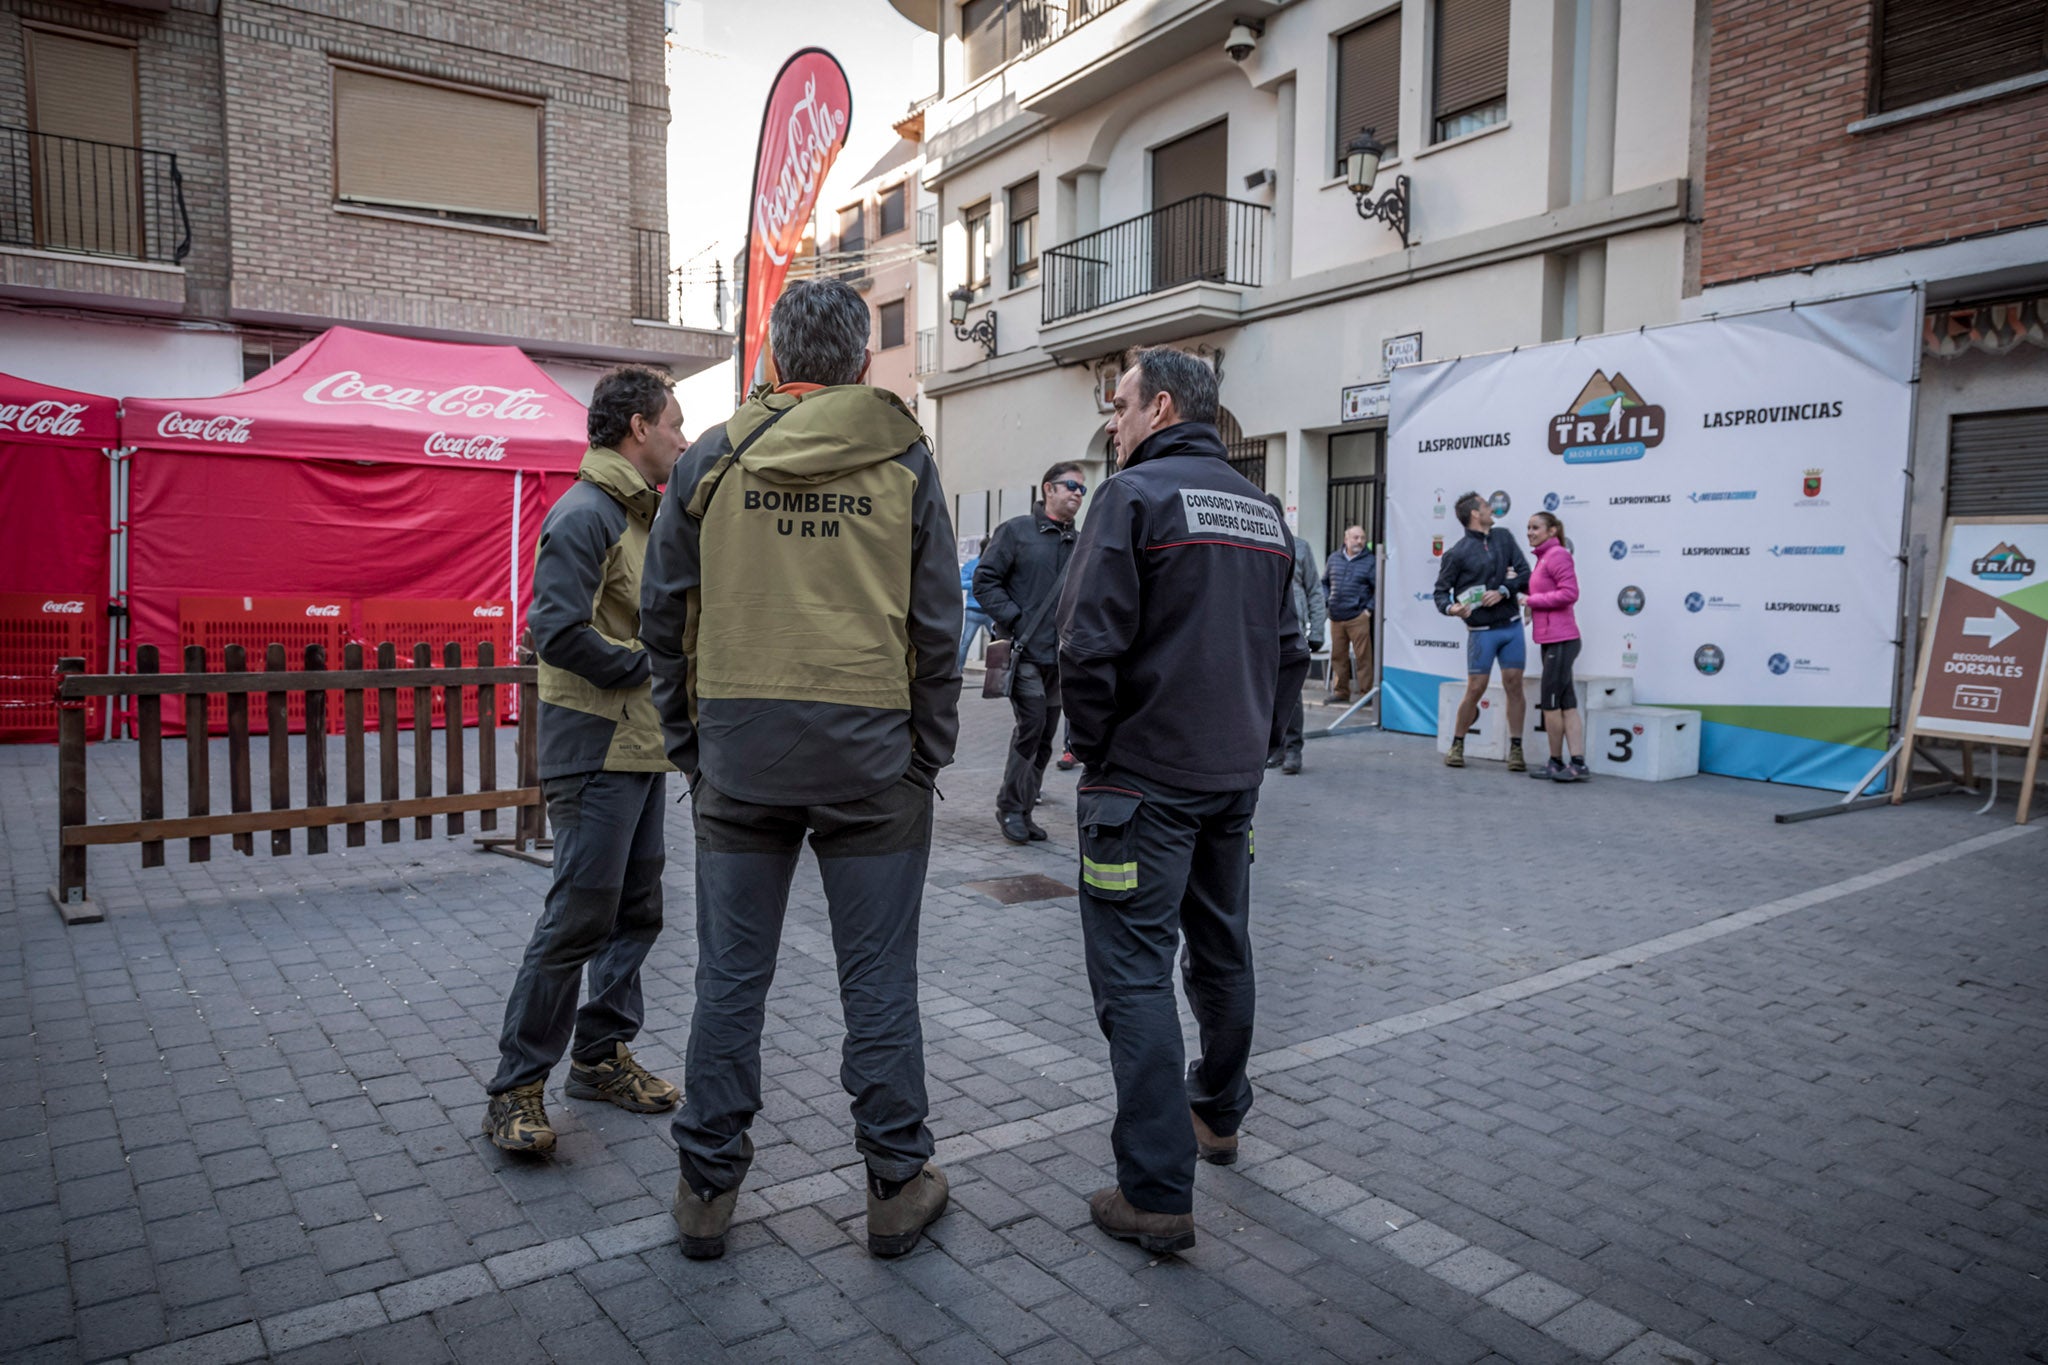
[999, 658, 1061, 816]
[490, 769, 667, 1094]
[672, 774, 936, 1198]
[1076, 768, 1259, 1215]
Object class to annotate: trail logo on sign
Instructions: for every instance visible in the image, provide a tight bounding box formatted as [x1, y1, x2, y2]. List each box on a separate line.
[1695, 644, 1725, 675]
[1971, 542, 2037, 581]
[1547, 371, 1665, 464]
[1617, 586, 1645, 616]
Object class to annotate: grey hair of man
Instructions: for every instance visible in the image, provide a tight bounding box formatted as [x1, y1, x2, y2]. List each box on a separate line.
[769, 279, 872, 387]
[1131, 346, 1220, 425]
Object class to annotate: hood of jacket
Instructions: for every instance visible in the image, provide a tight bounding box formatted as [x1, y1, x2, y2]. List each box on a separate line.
[578, 446, 661, 522]
[1121, 420, 1225, 471]
[724, 384, 927, 487]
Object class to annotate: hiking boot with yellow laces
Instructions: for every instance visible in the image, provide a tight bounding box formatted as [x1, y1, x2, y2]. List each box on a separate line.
[565, 1043, 680, 1113]
[484, 1081, 555, 1155]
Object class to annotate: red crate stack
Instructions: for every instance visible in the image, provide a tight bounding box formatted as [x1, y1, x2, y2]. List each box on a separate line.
[361, 599, 515, 729]
[0, 591, 103, 742]
[174, 595, 351, 735]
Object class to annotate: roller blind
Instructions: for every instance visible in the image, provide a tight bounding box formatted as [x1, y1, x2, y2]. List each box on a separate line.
[28, 30, 137, 146]
[1874, 0, 2048, 112]
[1948, 408, 2048, 517]
[1433, 0, 1509, 124]
[1336, 11, 1401, 169]
[334, 67, 542, 223]
[1007, 175, 1038, 222]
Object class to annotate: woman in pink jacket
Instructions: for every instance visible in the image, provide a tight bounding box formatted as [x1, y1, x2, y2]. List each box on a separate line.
[1520, 512, 1586, 781]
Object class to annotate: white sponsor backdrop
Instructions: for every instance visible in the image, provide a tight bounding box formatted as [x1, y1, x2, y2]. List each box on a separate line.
[1384, 289, 1918, 790]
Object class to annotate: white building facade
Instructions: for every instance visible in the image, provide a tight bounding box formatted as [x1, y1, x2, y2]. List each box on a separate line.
[897, 0, 1699, 559]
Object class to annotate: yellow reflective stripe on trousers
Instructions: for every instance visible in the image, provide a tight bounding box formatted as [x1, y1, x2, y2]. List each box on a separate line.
[1082, 857, 1138, 891]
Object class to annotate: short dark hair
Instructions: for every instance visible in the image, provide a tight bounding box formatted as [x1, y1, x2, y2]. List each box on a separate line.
[770, 279, 871, 386]
[1130, 347, 1219, 425]
[1454, 491, 1486, 528]
[588, 365, 675, 449]
[1040, 461, 1082, 494]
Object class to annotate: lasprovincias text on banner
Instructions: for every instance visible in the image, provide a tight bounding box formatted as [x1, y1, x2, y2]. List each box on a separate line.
[740, 49, 852, 397]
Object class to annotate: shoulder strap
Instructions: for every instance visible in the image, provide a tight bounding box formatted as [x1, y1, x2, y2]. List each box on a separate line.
[684, 403, 798, 520]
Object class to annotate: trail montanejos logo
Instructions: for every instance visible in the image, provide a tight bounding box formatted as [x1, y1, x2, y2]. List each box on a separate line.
[1546, 371, 1666, 465]
[1972, 542, 2038, 581]
[1694, 644, 1725, 675]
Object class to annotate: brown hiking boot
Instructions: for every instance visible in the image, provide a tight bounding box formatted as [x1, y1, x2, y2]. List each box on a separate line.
[484, 1081, 555, 1156]
[866, 1163, 949, 1257]
[672, 1174, 740, 1260]
[1191, 1110, 1238, 1166]
[1444, 738, 1465, 768]
[1088, 1187, 1195, 1255]
[565, 1043, 680, 1113]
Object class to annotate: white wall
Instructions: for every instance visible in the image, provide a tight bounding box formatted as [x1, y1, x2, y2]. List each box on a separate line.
[0, 315, 241, 398]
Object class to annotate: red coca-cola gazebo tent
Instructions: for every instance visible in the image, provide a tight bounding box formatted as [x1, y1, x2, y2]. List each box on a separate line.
[119, 327, 589, 733]
[0, 371, 121, 740]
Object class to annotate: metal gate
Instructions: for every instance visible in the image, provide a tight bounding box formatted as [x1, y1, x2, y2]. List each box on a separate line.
[1947, 407, 2048, 516]
[1217, 408, 1268, 489]
[1326, 476, 1382, 556]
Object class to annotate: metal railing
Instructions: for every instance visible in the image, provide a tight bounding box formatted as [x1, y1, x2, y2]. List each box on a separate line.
[0, 126, 191, 265]
[632, 226, 672, 321]
[1041, 194, 1267, 325]
[916, 327, 939, 376]
[1019, 0, 1129, 59]
[915, 204, 938, 248]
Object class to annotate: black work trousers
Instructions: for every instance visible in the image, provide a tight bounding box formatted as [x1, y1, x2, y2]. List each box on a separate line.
[1270, 691, 1305, 762]
[672, 775, 937, 1197]
[1076, 768, 1259, 1215]
[999, 658, 1061, 816]
[490, 770, 667, 1094]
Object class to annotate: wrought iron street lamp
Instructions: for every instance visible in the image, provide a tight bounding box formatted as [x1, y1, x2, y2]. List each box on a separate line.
[948, 286, 998, 359]
[1345, 127, 1411, 249]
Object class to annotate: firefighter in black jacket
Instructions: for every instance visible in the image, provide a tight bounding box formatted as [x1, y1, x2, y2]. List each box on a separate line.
[1056, 347, 1310, 1255]
[1432, 490, 1533, 770]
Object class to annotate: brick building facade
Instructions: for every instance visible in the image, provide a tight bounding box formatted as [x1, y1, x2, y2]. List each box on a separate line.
[0, 0, 724, 397]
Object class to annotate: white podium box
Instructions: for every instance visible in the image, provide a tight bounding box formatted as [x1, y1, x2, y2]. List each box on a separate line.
[1585, 706, 1701, 781]
[1522, 674, 1635, 744]
[1437, 681, 1510, 761]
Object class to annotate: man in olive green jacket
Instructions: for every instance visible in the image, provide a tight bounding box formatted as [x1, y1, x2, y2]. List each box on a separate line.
[641, 280, 960, 1260]
[485, 366, 683, 1156]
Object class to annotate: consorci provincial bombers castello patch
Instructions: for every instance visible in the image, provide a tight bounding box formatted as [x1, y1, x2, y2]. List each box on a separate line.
[1177, 489, 1289, 549]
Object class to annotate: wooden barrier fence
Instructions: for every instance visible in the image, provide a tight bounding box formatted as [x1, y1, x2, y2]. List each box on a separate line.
[51, 641, 547, 924]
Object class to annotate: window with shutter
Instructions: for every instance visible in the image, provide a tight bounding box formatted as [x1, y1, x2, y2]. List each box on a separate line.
[26, 29, 140, 258]
[333, 64, 543, 229]
[1947, 407, 2048, 517]
[879, 183, 907, 238]
[1335, 11, 1401, 172]
[1432, 0, 1509, 143]
[964, 201, 993, 292]
[963, 0, 1011, 83]
[1007, 177, 1039, 287]
[1873, 0, 2048, 113]
[879, 299, 907, 351]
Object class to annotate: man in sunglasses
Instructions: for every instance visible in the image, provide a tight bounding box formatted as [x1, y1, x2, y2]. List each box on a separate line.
[974, 462, 1086, 843]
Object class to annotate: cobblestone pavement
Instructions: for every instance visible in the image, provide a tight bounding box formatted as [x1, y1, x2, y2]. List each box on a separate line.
[2, 693, 2045, 1364]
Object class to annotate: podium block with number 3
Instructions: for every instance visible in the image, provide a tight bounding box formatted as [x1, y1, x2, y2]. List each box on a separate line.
[1586, 706, 1701, 781]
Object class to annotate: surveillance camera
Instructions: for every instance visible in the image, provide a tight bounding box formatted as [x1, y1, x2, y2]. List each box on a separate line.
[1225, 21, 1260, 62]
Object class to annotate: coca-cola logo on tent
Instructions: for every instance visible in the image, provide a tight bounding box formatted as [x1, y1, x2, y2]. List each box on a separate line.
[423, 432, 511, 462]
[0, 401, 89, 438]
[41, 599, 87, 614]
[472, 605, 506, 618]
[158, 412, 255, 444]
[303, 371, 550, 422]
[304, 604, 342, 617]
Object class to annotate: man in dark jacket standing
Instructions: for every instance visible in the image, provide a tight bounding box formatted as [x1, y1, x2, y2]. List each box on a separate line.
[1433, 490, 1532, 770]
[1322, 524, 1376, 704]
[974, 463, 1084, 843]
[484, 365, 683, 1156]
[1271, 504, 1327, 775]
[640, 280, 960, 1262]
[1058, 347, 1309, 1254]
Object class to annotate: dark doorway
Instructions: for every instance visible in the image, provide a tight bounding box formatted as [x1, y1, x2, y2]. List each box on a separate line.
[1326, 429, 1385, 554]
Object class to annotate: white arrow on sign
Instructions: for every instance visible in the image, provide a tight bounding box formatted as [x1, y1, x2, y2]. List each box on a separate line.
[1963, 606, 2019, 649]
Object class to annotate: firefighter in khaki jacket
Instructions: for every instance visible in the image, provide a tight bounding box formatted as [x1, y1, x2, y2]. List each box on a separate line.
[640, 280, 962, 1261]
[484, 366, 682, 1155]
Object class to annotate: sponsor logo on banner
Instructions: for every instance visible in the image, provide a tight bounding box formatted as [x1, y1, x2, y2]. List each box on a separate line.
[1609, 540, 1659, 560]
[1617, 586, 1646, 616]
[1413, 638, 1459, 650]
[1621, 632, 1638, 670]
[1701, 400, 1843, 429]
[1694, 643, 1725, 675]
[1779, 655, 1830, 675]
[1431, 535, 1445, 557]
[1687, 489, 1757, 503]
[1177, 489, 1288, 547]
[41, 599, 86, 614]
[1685, 593, 1704, 613]
[1608, 493, 1671, 506]
[1543, 492, 1591, 511]
[1765, 601, 1841, 613]
[1432, 488, 1447, 521]
[740, 52, 853, 390]
[1412, 590, 1435, 603]
[1546, 371, 1665, 464]
[1794, 467, 1831, 508]
[423, 432, 511, 462]
[1418, 432, 1511, 453]
[1770, 544, 1846, 557]
[303, 372, 550, 421]
[1489, 490, 1511, 517]
[473, 605, 506, 618]
[1768, 652, 1790, 675]
[304, 604, 342, 618]
[1686, 593, 1740, 612]
[157, 412, 254, 444]
[1971, 542, 2037, 581]
[0, 400, 90, 437]
[1682, 545, 1751, 557]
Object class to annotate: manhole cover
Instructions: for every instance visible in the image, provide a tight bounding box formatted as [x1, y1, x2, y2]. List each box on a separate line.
[964, 873, 1076, 905]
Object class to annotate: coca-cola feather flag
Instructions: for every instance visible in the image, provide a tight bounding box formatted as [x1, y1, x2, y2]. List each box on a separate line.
[739, 49, 852, 395]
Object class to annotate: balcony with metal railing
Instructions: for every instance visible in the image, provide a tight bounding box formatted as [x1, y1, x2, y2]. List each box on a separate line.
[915, 327, 939, 376]
[1036, 193, 1266, 358]
[0, 127, 191, 265]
